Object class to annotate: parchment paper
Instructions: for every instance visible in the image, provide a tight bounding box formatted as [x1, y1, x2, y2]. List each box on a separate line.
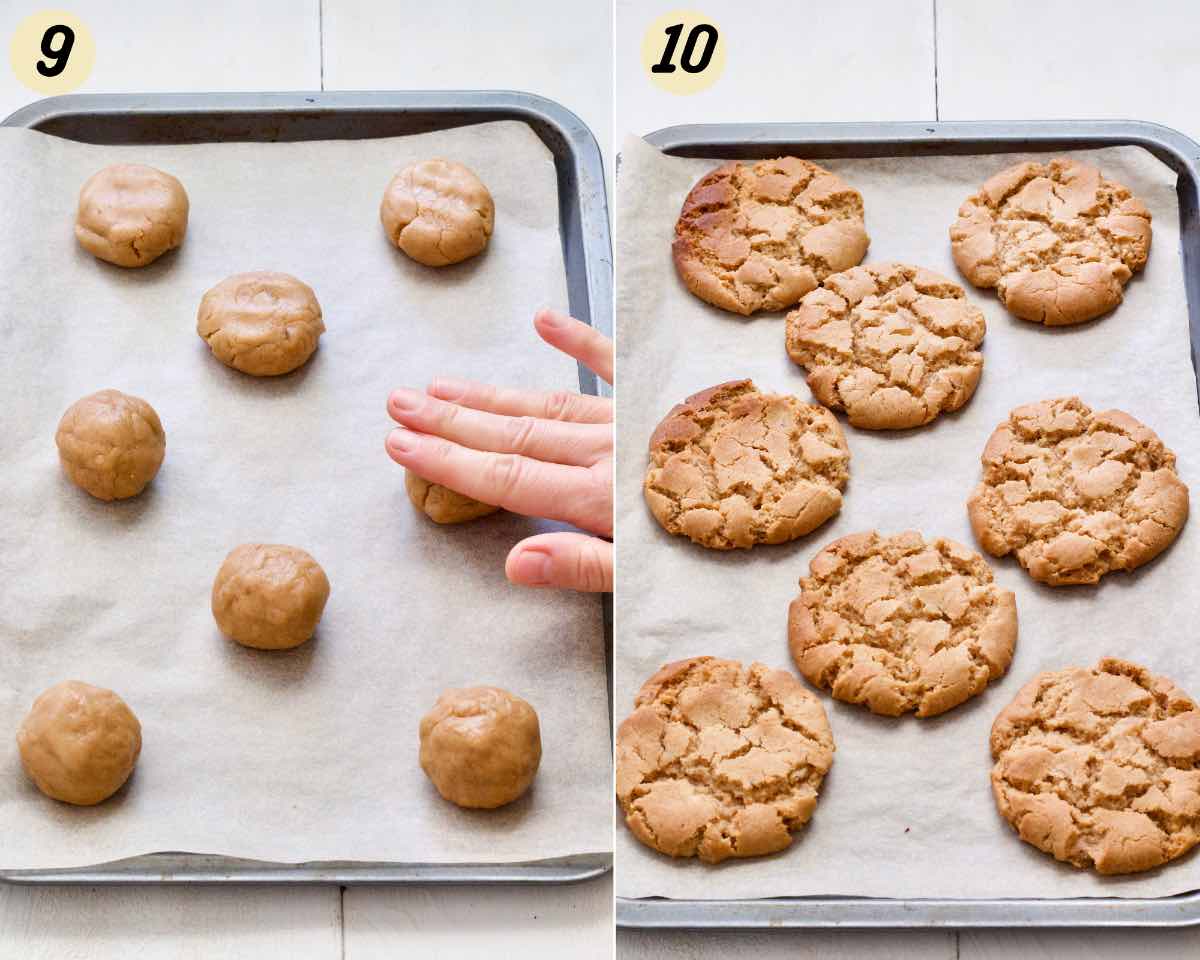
[615, 134, 1200, 900]
[0, 122, 611, 870]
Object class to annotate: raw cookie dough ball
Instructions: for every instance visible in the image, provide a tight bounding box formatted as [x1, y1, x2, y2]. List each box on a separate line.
[380, 159, 495, 266]
[991, 658, 1200, 875]
[419, 686, 541, 809]
[197, 272, 325, 377]
[950, 157, 1152, 325]
[644, 379, 851, 549]
[17, 680, 142, 805]
[211, 544, 330, 650]
[785, 263, 986, 429]
[75, 163, 189, 267]
[673, 157, 869, 315]
[55, 389, 166, 501]
[405, 470, 500, 524]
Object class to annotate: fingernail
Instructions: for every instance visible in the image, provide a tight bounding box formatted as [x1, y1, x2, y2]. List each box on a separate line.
[390, 388, 421, 412]
[538, 309, 568, 328]
[511, 549, 552, 585]
[387, 429, 416, 455]
[431, 377, 467, 401]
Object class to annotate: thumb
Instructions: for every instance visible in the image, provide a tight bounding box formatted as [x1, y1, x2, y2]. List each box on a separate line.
[505, 532, 613, 593]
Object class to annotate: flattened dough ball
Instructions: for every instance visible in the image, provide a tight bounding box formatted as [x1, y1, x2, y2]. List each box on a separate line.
[75, 163, 188, 267]
[405, 470, 500, 524]
[950, 157, 1152, 325]
[17, 680, 142, 805]
[211, 544, 330, 650]
[55, 389, 165, 501]
[197, 272, 325, 377]
[419, 686, 541, 809]
[380, 159, 494, 267]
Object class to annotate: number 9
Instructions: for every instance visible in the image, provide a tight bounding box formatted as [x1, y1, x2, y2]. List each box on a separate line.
[36, 25, 75, 79]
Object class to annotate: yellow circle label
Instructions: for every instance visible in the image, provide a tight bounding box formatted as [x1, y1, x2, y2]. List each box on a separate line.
[10, 10, 95, 95]
[641, 10, 725, 95]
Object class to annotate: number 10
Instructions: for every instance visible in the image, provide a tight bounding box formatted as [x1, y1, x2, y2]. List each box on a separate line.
[651, 22, 718, 75]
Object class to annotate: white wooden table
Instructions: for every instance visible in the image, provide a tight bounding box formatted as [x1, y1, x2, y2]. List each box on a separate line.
[614, 0, 1200, 957]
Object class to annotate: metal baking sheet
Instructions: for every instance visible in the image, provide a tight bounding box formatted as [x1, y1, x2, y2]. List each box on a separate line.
[0, 90, 611, 887]
[617, 119, 1200, 927]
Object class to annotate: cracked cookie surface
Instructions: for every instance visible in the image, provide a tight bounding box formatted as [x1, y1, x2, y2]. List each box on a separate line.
[380, 159, 494, 267]
[789, 531, 1016, 717]
[785, 263, 986, 429]
[405, 469, 500, 524]
[673, 157, 869, 316]
[75, 163, 188, 268]
[967, 397, 1189, 585]
[950, 158, 1151, 326]
[616, 656, 835, 863]
[991, 658, 1200, 875]
[644, 380, 850, 550]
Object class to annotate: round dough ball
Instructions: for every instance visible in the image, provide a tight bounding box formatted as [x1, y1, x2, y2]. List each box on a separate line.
[211, 544, 330, 650]
[17, 680, 142, 805]
[55, 389, 166, 501]
[419, 686, 541, 809]
[405, 470, 500, 524]
[75, 163, 188, 267]
[197, 272, 325, 377]
[380, 159, 494, 267]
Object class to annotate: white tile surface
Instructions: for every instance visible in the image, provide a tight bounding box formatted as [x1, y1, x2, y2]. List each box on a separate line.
[0, 0, 321, 121]
[614, 0, 936, 141]
[0, 885, 342, 960]
[617, 929, 956, 959]
[938, 0, 1200, 142]
[958, 928, 1200, 959]
[344, 873, 613, 959]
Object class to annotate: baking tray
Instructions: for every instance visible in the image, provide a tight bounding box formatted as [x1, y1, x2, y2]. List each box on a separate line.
[0, 90, 611, 886]
[616, 119, 1200, 928]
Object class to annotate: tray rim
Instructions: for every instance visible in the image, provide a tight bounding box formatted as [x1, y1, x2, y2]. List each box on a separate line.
[617, 117, 1200, 928]
[0, 89, 612, 887]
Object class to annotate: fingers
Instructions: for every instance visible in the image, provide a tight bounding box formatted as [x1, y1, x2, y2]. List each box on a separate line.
[385, 428, 611, 535]
[533, 309, 613, 385]
[388, 387, 610, 467]
[506, 533, 613, 593]
[426, 377, 611, 424]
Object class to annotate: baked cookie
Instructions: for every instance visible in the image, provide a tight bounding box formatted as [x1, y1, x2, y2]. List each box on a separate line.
[789, 531, 1017, 717]
[197, 272, 325, 377]
[405, 470, 500, 524]
[644, 380, 850, 550]
[950, 158, 1151, 325]
[75, 163, 188, 268]
[616, 656, 835, 863]
[55, 389, 166, 501]
[991, 658, 1200, 875]
[17, 680, 142, 805]
[968, 397, 1189, 585]
[211, 544, 330, 650]
[380, 159, 494, 267]
[673, 157, 869, 316]
[419, 686, 541, 809]
[785, 263, 986, 429]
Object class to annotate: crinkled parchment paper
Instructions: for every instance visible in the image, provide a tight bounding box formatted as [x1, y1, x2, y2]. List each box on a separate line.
[615, 133, 1200, 900]
[0, 121, 610, 869]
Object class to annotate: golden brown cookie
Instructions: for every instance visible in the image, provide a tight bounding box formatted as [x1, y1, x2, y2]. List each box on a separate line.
[419, 686, 541, 809]
[616, 656, 835, 863]
[380, 159, 494, 267]
[55, 389, 166, 501]
[991, 658, 1200, 875]
[405, 470, 500, 524]
[211, 544, 330, 650]
[644, 380, 850, 550]
[673, 157, 869, 316]
[75, 163, 188, 268]
[785, 263, 986, 429]
[197, 272, 325, 377]
[950, 158, 1151, 325]
[17, 680, 142, 805]
[967, 397, 1189, 585]
[789, 531, 1017, 717]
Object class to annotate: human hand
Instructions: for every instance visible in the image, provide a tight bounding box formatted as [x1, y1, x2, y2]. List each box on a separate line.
[386, 309, 614, 592]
